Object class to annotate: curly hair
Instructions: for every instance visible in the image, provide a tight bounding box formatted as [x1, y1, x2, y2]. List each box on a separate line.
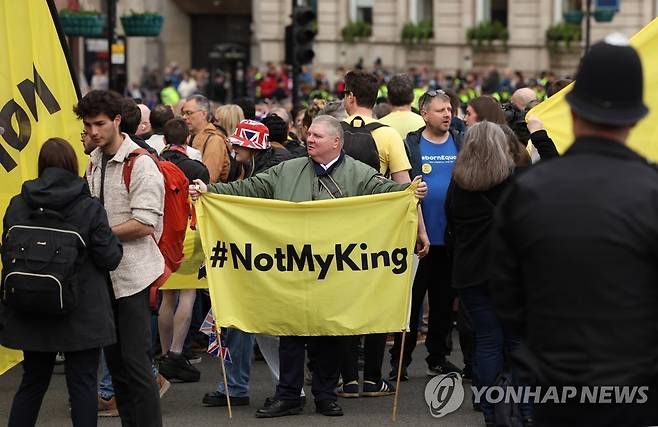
[73, 90, 123, 120]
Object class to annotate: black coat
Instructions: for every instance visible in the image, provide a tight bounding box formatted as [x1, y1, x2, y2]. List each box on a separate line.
[0, 168, 122, 352]
[490, 137, 658, 388]
[445, 179, 509, 289]
[248, 147, 294, 177]
[160, 146, 210, 184]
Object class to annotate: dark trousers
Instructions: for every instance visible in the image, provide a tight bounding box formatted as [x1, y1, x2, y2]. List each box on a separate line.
[104, 287, 162, 427]
[459, 284, 531, 422]
[276, 336, 346, 402]
[9, 348, 100, 427]
[341, 334, 387, 383]
[390, 246, 454, 368]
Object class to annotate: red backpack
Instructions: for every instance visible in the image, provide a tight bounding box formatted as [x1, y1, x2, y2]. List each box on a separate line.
[123, 148, 190, 310]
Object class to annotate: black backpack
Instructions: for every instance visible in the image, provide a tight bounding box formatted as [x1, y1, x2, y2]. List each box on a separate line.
[340, 116, 384, 172]
[1, 205, 86, 315]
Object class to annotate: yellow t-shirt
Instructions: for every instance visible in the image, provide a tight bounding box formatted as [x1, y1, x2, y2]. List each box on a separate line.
[345, 114, 412, 175]
[378, 110, 426, 141]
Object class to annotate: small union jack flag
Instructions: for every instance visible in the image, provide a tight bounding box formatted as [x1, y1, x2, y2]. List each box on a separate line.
[200, 310, 231, 364]
[207, 332, 232, 364]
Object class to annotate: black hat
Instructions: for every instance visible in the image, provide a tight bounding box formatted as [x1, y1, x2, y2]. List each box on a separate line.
[262, 114, 288, 143]
[566, 33, 648, 127]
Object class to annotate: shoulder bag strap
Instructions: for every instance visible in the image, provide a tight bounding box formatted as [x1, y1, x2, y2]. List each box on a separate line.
[318, 174, 344, 199]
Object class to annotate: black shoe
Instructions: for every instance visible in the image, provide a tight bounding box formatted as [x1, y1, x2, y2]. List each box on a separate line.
[182, 349, 202, 365]
[158, 352, 201, 383]
[315, 400, 343, 416]
[361, 379, 396, 397]
[255, 399, 303, 418]
[202, 391, 250, 407]
[387, 365, 409, 382]
[426, 358, 463, 377]
[264, 396, 306, 408]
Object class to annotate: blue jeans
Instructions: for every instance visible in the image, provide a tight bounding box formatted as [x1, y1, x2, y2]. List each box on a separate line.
[459, 285, 532, 422]
[216, 328, 255, 397]
[98, 350, 114, 400]
[98, 349, 159, 400]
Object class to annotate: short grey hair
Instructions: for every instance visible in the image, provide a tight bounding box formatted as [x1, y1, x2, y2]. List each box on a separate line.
[312, 115, 344, 143]
[418, 90, 451, 112]
[319, 101, 348, 120]
[186, 94, 211, 120]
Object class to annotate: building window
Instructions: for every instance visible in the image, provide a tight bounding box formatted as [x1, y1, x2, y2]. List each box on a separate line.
[409, 0, 433, 23]
[477, 0, 508, 26]
[351, 0, 373, 24]
[490, 0, 508, 26]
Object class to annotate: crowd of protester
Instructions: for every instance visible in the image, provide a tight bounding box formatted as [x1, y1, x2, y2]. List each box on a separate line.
[2, 35, 658, 427]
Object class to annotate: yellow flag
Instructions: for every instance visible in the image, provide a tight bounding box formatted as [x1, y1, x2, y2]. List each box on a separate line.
[530, 17, 658, 160]
[160, 227, 208, 290]
[196, 189, 418, 336]
[0, 0, 83, 374]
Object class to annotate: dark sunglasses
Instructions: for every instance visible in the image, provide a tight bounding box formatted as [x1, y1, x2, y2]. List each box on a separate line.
[419, 89, 447, 110]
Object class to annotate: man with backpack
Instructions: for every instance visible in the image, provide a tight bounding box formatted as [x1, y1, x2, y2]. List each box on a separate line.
[183, 94, 234, 183]
[338, 70, 429, 397]
[157, 118, 209, 383]
[75, 89, 164, 427]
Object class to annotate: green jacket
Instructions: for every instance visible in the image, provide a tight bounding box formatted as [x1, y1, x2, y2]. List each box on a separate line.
[207, 155, 408, 201]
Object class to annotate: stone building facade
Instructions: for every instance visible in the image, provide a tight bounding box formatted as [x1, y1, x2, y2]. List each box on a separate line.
[55, 0, 657, 89]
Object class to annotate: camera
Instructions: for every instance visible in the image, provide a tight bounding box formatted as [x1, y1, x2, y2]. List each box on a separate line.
[502, 102, 530, 145]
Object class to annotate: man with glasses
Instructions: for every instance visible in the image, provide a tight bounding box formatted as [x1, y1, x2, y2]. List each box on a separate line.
[389, 89, 465, 381]
[182, 95, 232, 183]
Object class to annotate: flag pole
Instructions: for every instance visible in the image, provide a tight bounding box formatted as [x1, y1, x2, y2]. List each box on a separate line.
[392, 330, 407, 421]
[216, 330, 232, 419]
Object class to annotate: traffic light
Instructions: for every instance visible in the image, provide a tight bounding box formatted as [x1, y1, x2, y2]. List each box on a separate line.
[293, 6, 316, 65]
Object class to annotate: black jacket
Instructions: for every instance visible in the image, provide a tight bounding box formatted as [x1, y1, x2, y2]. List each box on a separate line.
[0, 168, 122, 352]
[490, 137, 658, 388]
[160, 145, 210, 184]
[445, 130, 559, 288]
[247, 147, 294, 177]
[283, 137, 307, 159]
[445, 179, 509, 289]
[529, 129, 560, 160]
[404, 126, 464, 180]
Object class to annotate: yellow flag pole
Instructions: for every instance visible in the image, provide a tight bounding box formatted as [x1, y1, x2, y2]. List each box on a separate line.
[216, 329, 232, 419]
[391, 330, 407, 421]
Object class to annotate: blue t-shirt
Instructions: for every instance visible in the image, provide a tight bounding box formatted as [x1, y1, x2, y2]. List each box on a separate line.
[420, 134, 458, 245]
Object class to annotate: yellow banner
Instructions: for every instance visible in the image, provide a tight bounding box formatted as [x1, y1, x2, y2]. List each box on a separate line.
[0, 0, 83, 374]
[196, 189, 418, 336]
[160, 227, 208, 290]
[530, 17, 658, 160]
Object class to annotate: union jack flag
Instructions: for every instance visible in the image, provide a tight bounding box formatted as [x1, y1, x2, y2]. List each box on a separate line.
[200, 310, 231, 363]
[207, 332, 232, 363]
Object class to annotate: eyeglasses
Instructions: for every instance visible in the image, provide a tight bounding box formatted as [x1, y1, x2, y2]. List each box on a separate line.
[181, 110, 202, 118]
[339, 90, 352, 100]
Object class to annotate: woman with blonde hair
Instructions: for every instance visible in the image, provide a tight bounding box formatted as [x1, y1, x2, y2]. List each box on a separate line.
[214, 104, 245, 137]
[446, 121, 533, 426]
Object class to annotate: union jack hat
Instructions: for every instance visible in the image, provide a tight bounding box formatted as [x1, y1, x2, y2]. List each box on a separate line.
[228, 120, 270, 150]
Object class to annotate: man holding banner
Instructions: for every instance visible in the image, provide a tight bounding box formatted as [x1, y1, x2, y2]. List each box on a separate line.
[190, 115, 427, 418]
